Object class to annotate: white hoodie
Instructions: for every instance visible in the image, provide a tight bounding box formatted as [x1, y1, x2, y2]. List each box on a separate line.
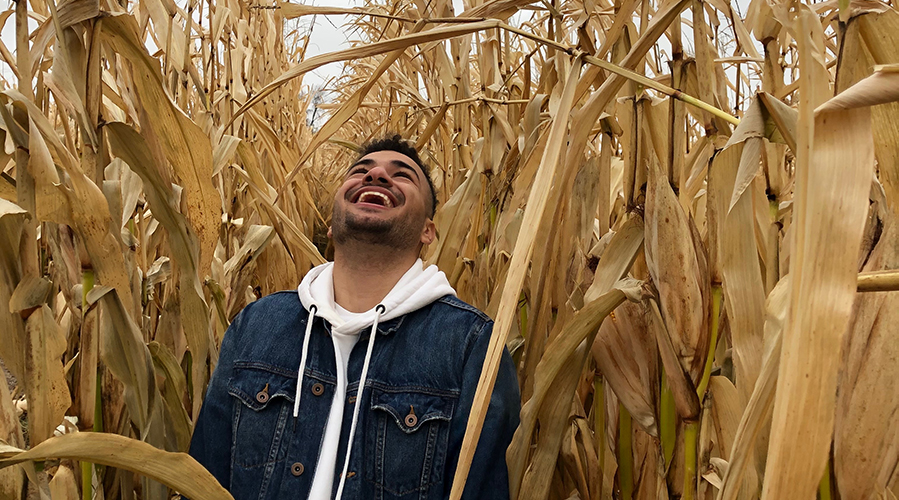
[295, 259, 455, 500]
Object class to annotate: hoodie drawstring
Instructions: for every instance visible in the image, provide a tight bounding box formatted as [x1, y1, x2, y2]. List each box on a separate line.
[334, 303, 384, 500]
[293, 305, 317, 418]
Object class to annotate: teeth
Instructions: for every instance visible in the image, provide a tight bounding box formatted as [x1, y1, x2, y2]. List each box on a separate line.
[357, 191, 393, 207]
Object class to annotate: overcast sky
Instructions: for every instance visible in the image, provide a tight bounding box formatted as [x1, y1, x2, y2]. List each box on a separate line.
[0, 0, 756, 107]
[300, 0, 467, 88]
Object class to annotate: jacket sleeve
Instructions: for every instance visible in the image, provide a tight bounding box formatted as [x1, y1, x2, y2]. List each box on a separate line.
[189, 304, 250, 491]
[447, 319, 521, 500]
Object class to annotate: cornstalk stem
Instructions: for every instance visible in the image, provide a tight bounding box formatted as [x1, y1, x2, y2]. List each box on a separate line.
[594, 375, 604, 500]
[660, 373, 676, 466]
[81, 269, 95, 500]
[696, 285, 723, 398]
[857, 270, 899, 292]
[819, 458, 832, 500]
[683, 420, 698, 500]
[618, 404, 634, 500]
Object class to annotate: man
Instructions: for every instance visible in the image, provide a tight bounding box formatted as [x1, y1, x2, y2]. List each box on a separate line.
[189, 135, 521, 500]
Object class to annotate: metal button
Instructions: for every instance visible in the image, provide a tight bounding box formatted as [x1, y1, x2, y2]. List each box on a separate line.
[404, 406, 417, 428]
[311, 383, 324, 396]
[255, 384, 270, 404]
[290, 462, 304, 476]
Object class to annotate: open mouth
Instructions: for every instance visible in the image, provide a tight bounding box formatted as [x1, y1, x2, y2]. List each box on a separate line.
[352, 189, 395, 208]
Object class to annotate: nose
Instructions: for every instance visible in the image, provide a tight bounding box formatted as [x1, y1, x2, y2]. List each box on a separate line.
[363, 165, 391, 185]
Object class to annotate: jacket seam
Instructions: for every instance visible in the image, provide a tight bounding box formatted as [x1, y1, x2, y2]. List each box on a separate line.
[436, 295, 491, 322]
[232, 361, 337, 384]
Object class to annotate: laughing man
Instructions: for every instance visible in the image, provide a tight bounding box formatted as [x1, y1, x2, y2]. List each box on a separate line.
[189, 135, 521, 500]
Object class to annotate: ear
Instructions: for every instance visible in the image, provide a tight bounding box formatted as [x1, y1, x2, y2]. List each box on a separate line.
[327, 226, 333, 239]
[420, 219, 436, 246]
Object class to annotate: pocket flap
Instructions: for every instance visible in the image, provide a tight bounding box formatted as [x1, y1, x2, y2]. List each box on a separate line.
[228, 364, 296, 411]
[371, 389, 455, 433]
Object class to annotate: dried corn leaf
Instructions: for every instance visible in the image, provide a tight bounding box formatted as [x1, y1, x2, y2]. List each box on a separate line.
[509, 286, 628, 499]
[762, 9, 877, 496]
[281, 22, 427, 193]
[833, 15, 899, 498]
[757, 92, 798, 154]
[0, 375, 24, 499]
[584, 214, 644, 302]
[429, 166, 482, 273]
[709, 376, 759, 497]
[103, 14, 220, 277]
[0, 433, 233, 500]
[855, 10, 899, 211]
[236, 20, 502, 119]
[453, 58, 583, 499]
[24, 304, 71, 445]
[212, 135, 241, 177]
[223, 225, 275, 277]
[88, 285, 160, 437]
[835, 227, 899, 499]
[12, 93, 136, 316]
[817, 65, 899, 114]
[587, 215, 658, 435]
[149, 342, 192, 453]
[717, 276, 789, 500]
[9, 275, 52, 313]
[647, 297, 700, 420]
[276, 2, 364, 18]
[106, 121, 212, 417]
[709, 143, 765, 403]
[520, 340, 591, 500]
[0, 199, 26, 380]
[56, 0, 98, 28]
[48, 464, 78, 500]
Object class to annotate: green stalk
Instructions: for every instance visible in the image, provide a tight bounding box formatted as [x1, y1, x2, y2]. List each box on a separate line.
[81, 459, 91, 500]
[819, 458, 832, 500]
[594, 375, 604, 499]
[81, 269, 95, 500]
[618, 404, 633, 500]
[683, 420, 698, 500]
[660, 370, 676, 467]
[519, 297, 528, 339]
[94, 374, 102, 433]
[696, 285, 723, 398]
[683, 286, 721, 500]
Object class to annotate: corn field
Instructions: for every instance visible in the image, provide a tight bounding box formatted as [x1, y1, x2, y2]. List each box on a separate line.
[0, 0, 898, 495]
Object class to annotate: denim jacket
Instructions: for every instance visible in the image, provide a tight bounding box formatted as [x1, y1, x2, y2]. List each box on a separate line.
[189, 291, 521, 500]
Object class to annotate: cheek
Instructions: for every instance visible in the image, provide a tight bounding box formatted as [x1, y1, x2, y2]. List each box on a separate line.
[336, 186, 350, 201]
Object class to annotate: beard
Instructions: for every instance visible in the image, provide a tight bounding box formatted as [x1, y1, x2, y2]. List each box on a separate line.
[330, 201, 424, 251]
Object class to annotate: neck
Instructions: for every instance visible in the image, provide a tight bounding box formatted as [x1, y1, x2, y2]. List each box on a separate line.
[332, 243, 420, 313]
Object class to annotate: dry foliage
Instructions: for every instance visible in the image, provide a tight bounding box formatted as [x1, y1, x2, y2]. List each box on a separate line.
[0, 0, 898, 497]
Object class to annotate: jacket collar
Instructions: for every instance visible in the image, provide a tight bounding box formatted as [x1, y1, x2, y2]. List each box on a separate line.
[318, 314, 405, 336]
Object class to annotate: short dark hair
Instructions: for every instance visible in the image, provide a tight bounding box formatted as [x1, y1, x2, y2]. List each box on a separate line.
[357, 135, 438, 218]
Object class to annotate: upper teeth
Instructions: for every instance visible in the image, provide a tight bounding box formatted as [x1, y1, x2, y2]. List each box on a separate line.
[358, 191, 393, 207]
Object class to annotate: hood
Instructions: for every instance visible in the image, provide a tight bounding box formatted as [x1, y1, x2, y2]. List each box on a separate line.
[296, 259, 455, 335]
[292, 259, 454, 500]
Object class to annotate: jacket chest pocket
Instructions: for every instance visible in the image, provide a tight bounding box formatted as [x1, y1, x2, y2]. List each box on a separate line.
[228, 365, 296, 469]
[365, 388, 456, 498]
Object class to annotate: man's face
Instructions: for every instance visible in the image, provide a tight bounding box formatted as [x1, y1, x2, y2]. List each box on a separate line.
[330, 150, 436, 251]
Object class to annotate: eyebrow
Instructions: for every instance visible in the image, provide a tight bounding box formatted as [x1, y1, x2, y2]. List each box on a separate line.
[348, 158, 421, 182]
